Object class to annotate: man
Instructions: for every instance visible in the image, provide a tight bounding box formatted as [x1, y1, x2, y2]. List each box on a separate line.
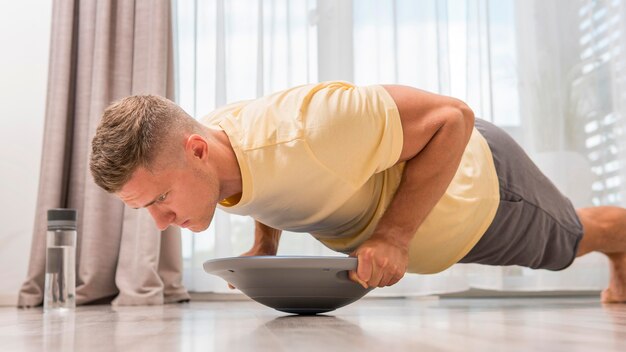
[90, 81, 626, 302]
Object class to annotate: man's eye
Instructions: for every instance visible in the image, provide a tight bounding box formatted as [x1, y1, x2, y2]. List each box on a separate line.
[157, 193, 167, 202]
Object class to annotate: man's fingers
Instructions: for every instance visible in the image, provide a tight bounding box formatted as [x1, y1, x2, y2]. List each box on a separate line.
[349, 270, 368, 289]
[388, 271, 405, 287]
[356, 251, 373, 284]
[368, 256, 392, 287]
[351, 245, 407, 288]
[368, 264, 385, 287]
[379, 270, 397, 287]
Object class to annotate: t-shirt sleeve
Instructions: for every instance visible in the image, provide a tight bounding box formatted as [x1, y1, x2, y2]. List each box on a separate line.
[303, 81, 404, 187]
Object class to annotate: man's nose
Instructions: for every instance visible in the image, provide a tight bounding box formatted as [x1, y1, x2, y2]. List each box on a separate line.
[147, 206, 175, 231]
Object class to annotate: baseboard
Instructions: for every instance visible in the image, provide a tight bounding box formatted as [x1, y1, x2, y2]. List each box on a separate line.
[188, 289, 601, 302]
[189, 292, 253, 301]
[0, 293, 17, 307]
[439, 288, 601, 298]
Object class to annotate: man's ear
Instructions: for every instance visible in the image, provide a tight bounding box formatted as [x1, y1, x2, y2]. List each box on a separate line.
[185, 134, 209, 161]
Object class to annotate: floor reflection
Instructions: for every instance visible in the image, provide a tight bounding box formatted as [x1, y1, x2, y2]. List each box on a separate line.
[5, 298, 626, 351]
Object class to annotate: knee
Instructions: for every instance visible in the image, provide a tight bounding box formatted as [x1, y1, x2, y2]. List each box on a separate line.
[576, 206, 626, 256]
[576, 208, 606, 255]
[597, 206, 626, 232]
[578, 206, 622, 233]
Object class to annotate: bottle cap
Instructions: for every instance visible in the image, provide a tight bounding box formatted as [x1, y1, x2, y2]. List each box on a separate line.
[47, 208, 77, 230]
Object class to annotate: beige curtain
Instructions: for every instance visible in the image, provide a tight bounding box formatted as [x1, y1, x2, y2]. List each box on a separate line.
[18, 0, 189, 307]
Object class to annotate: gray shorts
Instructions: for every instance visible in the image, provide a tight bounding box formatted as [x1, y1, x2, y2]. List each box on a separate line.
[458, 119, 584, 270]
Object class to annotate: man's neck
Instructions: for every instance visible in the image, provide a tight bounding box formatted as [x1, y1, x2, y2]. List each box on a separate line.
[207, 127, 243, 201]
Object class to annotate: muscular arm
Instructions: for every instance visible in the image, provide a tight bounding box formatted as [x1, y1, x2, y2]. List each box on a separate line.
[380, 85, 474, 245]
[350, 85, 475, 288]
[249, 220, 282, 256]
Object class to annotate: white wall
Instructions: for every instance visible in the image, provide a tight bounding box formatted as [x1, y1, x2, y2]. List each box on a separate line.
[0, 1, 52, 305]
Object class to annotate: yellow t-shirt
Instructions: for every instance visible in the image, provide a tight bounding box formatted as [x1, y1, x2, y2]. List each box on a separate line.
[201, 81, 500, 274]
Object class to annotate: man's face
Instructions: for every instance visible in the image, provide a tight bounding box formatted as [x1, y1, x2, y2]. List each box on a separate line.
[117, 164, 219, 232]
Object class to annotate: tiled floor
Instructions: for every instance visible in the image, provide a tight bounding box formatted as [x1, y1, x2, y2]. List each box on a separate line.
[1, 296, 626, 351]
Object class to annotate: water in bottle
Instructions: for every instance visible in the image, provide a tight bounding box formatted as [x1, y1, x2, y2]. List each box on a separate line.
[44, 209, 77, 311]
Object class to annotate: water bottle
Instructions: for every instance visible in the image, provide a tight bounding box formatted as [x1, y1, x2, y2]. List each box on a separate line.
[44, 208, 77, 311]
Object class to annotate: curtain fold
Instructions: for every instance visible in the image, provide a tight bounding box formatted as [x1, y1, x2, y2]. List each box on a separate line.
[18, 0, 189, 308]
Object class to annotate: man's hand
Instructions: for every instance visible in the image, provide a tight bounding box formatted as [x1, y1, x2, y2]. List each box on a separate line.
[348, 236, 409, 288]
[227, 243, 278, 289]
[228, 220, 281, 289]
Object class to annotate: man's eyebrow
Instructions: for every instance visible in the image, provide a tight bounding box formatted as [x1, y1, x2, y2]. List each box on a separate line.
[133, 195, 160, 210]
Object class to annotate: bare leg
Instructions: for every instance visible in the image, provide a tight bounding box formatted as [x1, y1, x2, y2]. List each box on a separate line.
[576, 206, 626, 303]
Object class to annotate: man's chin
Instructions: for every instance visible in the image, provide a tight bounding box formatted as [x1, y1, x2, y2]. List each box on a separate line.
[188, 222, 210, 233]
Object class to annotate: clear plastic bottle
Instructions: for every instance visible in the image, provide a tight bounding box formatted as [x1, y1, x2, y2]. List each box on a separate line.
[44, 208, 77, 311]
